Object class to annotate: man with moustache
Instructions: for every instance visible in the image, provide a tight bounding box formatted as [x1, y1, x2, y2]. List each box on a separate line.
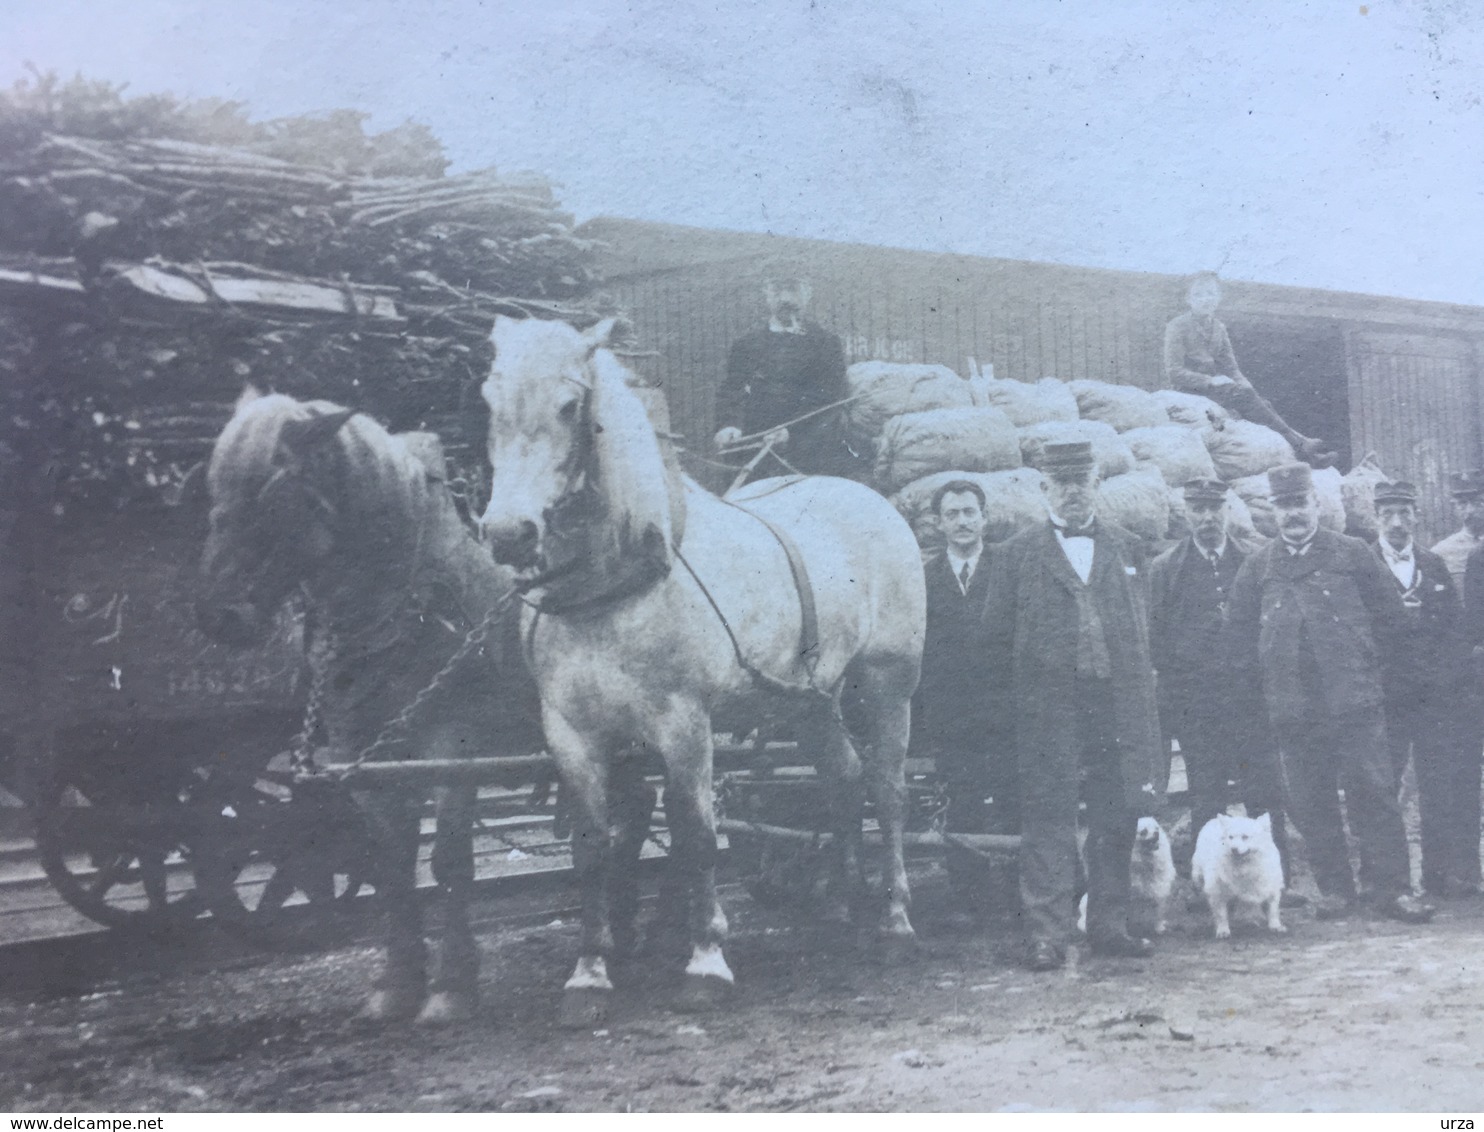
[982, 441, 1163, 970]
[1226, 463, 1433, 922]
[913, 479, 1012, 921]
[1149, 478, 1288, 869]
[1370, 480, 1479, 899]
[1431, 469, 1484, 588]
[1163, 272, 1332, 463]
[713, 267, 862, 479]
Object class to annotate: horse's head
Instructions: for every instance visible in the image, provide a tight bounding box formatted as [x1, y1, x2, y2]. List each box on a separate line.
[479, 315, 673, 581]
[196, 387, 355, 645]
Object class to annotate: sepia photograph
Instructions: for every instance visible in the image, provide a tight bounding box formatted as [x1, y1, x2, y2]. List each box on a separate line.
[1, 0, 1483, 1115]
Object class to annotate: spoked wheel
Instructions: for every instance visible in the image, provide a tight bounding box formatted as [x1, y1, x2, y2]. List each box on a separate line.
[33, 760, 208, 932]
[191, 752, 374, 950]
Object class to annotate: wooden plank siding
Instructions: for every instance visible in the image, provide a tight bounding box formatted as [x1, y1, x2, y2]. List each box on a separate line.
[583, 218, 1484, 538]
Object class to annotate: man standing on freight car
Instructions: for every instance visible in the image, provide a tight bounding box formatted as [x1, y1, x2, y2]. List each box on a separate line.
[1226, 462, 1434, 923]
[1431, 469, 1484, 588]
[713, 267, 863, 479]
[1163, 273, 1333, 464]
[982, 441, 1164, 971]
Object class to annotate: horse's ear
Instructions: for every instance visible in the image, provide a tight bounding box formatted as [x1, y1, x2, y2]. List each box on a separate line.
[281, 408, 356, 456]
[235, 383, 264, 412]
[583, 317, 620, 356]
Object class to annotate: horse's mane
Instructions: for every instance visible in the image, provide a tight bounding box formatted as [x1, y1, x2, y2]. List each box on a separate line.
[588, 346, 675, 565]
[212, 391, 448, 571]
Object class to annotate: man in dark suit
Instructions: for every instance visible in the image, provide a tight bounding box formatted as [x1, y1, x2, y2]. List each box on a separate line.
[982, 441, 1164, 970]
[914, 479, 1012, 919]
[1227, 463, 1433, 922]
[1149, 478, 1287, 867]
[713, 267, 862, 479]
[1372, 480, 1481, 898]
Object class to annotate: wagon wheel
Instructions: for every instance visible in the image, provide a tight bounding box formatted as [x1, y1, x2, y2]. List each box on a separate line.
[191, 753, 374, 950]
[33, 759, 207, 931]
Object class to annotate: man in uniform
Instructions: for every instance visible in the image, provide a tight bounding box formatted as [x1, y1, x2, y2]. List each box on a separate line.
[713, 268, 862, 478]
[1371, 479, 1480, 898]
[1149, 478, 1288, 870]
[1430, 469, 1484, 588]
[913, 479, 1014, 924]
[1163, 273, 1332, 463]
[1226, 463, 1433, 922]
[982, 441, 1163, 970]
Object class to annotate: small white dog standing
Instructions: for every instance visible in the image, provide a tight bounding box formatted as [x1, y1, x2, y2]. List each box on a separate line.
[1190, 812, 1286, 939]
[1077, 816, 1176, 935]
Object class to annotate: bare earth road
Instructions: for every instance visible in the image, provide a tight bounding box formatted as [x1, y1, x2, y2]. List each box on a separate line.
[2, 866, 1482, 1113]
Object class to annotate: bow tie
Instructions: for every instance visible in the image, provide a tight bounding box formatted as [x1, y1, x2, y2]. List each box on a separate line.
[1383, 544, 1414, 563]
[1052, 519, 1096, 537]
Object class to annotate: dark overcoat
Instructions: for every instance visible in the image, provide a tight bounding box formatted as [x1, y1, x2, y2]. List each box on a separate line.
[913, 547, 995, 754]
[980, 520, 1164, 810]
[1369, 542, 1469, 708]
[1226, 527, 1404, 725]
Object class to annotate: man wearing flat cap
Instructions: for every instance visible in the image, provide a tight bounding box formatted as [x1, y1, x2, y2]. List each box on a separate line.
[1150, 478, 1287, 868]
[982, 440, 1164, 970]
[1432, 469, 1484, 587]
[1370, 480, 1480, 898]
[1227, 463, 1433, 922]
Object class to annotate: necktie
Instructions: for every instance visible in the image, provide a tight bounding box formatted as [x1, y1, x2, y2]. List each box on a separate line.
[959, 561, 971, 593]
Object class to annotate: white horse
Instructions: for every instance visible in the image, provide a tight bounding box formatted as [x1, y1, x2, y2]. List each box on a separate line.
[478, 315, 925, 1026]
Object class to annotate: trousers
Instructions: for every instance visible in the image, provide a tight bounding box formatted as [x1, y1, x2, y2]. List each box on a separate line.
[1168, 684, 1290, 867]
[938, 734, 1020, 897]
[1019, 679, 1137, 946]
[1387, 697, 1483, 890]
[1277, 710, 1411, 900]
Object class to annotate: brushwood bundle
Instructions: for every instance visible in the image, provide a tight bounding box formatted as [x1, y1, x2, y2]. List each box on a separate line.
[0, 73, 607, 511]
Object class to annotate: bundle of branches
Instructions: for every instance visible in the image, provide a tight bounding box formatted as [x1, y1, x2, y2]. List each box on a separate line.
[0, 73, 609, 511]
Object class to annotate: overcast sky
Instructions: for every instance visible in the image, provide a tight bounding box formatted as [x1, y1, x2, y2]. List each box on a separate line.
[4, 1, 1483, 304]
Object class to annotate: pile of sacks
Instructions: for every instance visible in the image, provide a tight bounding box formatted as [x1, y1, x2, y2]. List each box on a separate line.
[848, 363, 1381, 552]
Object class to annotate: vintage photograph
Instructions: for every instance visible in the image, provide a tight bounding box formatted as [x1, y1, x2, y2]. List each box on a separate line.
[1, 0, 1482, 1114]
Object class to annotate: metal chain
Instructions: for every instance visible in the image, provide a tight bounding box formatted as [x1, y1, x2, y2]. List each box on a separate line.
[294, 591, 516, 780]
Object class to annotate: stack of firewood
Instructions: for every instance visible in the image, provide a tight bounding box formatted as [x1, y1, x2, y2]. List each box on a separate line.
[0, 74, 607, 511]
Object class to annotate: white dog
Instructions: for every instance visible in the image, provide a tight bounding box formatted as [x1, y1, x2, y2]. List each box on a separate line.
[1076, 816, 1176, 935]
[1190, 811, 1286, 939]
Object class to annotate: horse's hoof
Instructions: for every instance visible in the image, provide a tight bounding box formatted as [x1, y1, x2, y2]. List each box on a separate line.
[416, 988, 478, 1026]
[878, 930, 920, 965]
[672, 973, 734, 1013]
[558, 987, 610, 1030]
[361, 985, 425, 1022]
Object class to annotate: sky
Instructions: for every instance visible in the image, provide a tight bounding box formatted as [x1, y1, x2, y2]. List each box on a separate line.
[4, 0, 1483, 304]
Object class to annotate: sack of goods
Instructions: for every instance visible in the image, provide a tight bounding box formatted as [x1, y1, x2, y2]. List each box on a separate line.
[844, 362, 973, 450]
[1151, 388, 1229, 430]
[1232, 466, 1346, 538]
[1068, 379, 1169, 432]
[1097, 468, 1171, 543]
[1340, 453, 1390, 539]
[1122, 424, 1218, 488]
[892, 467, 1049, 547]
[873, 406, 1021, 493]
[1017, 418, 1134, 480]
[1201, 420, 1296, 481]
[975, 376, 1079, 427]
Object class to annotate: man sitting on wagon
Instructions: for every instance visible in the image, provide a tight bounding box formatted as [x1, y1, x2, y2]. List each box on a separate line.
[1164, 272, 1334, 465]
[713, 265, 865, 479]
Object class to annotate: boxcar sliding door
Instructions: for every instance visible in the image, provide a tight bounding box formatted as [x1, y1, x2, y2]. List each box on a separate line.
[1346, 330, 1483, 546]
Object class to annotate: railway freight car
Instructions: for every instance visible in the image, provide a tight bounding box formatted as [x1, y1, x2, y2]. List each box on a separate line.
[582, 216, 1484, 546]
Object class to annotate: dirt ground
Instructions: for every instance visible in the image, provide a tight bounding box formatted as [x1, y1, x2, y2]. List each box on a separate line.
[2, 862, 1483, 1114]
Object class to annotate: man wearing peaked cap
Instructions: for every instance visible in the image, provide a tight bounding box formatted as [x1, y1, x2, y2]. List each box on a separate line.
[1370, 479, 1480, 898]
[1433, 468, 1484, 587]
[1226, 463, 1434, 922]
[981, 436, 1164, 969]
[1150, 478, 1289, 875]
